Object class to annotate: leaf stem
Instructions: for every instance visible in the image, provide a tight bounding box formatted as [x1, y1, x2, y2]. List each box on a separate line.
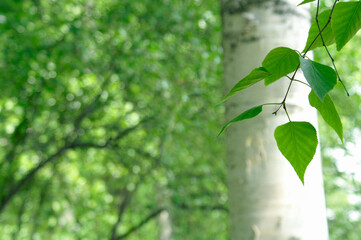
[263, 102, 282, 106]
[287, 76, 311, 87]
[283, 103, 292, 122]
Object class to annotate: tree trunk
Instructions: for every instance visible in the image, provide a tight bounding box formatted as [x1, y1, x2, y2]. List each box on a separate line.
[158, 210, 172, 240]
[221, 1, 329, 239]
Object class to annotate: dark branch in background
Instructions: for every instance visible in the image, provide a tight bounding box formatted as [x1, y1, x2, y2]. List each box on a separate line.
[0, 55, 153, 213]
[111, 133, 166, 240]
[114, 202, 228, 240]
[116, 208, 164, 240]
[1, 87, 43, 167]
[72, 116, 153, 149]
[114, 202, 229, 240]
[110, 190, 132, 240]
[176, 202, 228, 212]
[0, 144, 71, 214]
[73, 77, 112, 130]
[0, 116, 151, 214]
[110, 177, 145, 240]
[315, 0, 349, 95]
[0, 69, 47, 208]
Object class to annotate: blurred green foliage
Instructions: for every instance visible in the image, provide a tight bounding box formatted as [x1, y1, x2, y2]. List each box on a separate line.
[0, 0, 227, 239]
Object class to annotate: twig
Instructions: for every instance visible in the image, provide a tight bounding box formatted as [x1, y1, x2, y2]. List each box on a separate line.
[116, 208, 164, 240]
[315, 0, 349, 95]
[110, 190, 132, 240]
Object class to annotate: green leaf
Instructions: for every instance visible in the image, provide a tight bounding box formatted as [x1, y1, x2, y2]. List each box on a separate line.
[298, 0, 315, 6]
[308, 91, 343, 142]
[274, 122, 318, 184]
[262, 47, 300, 85]
[332, 1, 361, 51]
[303, 9, 335, 52]
[223, 67, 271, 101]
[218, 105, 263, 136]
[299, 57, 337, 101]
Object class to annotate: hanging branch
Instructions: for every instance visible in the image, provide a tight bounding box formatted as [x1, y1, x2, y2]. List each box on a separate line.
[272, 0, 343, 116]
[315, 0, 349, 95]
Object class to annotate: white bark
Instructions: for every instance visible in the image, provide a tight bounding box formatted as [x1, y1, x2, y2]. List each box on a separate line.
[158, 210, 172, 240]
[156, 184, 172, 240]
[221, 1, 329, 239]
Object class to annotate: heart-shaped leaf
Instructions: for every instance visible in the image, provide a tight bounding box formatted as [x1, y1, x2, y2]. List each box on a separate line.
[309, 91, 343, 142]
[274, 121, 318, 184]
[262, 47, 300, 85]
[299, 57, 337, 101]
[303, 9, 335, 52]
[332, 1, 361, 51]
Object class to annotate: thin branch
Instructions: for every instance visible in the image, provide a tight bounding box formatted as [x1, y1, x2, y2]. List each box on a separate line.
[0, 118, 150, 214]
[110, 178, 145, 240]
[111, 135, 166, 240]
[116, 208, 164, 240]
[73, 77, 112, 129]
[114, 202, 229, 240]
[0, 143, 72, 214]
[315, 0, 349, 95]
[303, 0, 339, 55]
[73, 117, 153, 149]
[295, 79, 310, 87]
[1, 87, 43, 168]
[110, 190, 132, 240]
[283, 103, 292, 122]
[176, 203, 228, 212]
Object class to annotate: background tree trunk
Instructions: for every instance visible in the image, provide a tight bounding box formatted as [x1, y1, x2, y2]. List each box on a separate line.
[158, 210, 172, 240]
[221, 1, 329, 239]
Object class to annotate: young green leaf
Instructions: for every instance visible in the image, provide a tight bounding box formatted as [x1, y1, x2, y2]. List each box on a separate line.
[308, 91, 343, 142]
[262, 47, 300, 85]
[274, 122, 318, 184]
[303, 9, 335, 52]
[298, 0, 315, 6]
[332, 1, 361, 51]
[223, 67, 271, 101]
[218, 105, 263, 136]
[299, 57, 337, 101]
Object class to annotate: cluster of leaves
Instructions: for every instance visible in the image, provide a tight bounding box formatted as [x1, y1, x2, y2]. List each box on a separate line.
[219, 0, 361, 184]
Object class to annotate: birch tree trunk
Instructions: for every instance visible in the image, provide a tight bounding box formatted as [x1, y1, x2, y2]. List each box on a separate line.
[158, 210, 172, 240]
[221, 1, 329, 239]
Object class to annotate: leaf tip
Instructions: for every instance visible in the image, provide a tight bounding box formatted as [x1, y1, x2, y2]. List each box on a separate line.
[217, 125, 228, 138]
[298, 173, 305, 185]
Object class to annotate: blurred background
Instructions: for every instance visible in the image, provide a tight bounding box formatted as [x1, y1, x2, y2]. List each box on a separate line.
[0, 0, 360, 239]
